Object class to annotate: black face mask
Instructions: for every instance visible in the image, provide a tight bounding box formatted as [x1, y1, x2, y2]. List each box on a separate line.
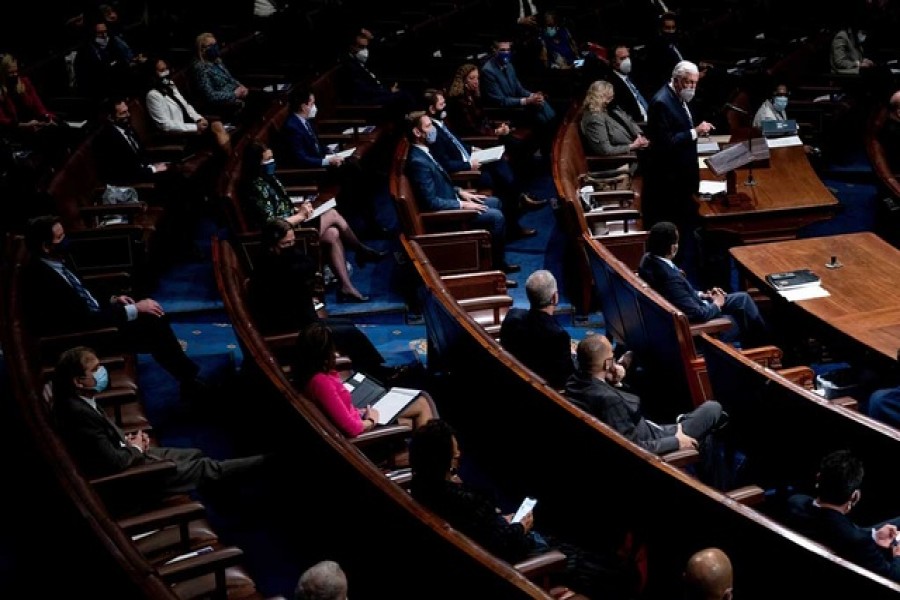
[114, 117, 131, 129]
[6, 76, 18, 87]
[50, 237, 70, 259]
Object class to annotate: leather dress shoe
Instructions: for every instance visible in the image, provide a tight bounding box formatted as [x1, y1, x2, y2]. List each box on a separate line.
[508, 226, 537, 240]
[519, 193, 550, 211]
[500, 262, 521, 274]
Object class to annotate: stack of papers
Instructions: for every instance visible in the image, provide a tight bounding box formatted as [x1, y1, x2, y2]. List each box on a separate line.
[697, 140, 721, 154]
[765, 136, 803, 148]
[470, 145, 505, 164]
[778, 286, 830, 302]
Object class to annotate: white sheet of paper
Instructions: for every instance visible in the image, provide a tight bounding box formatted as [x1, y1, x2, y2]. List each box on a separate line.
[511, 497, 537, 524]
[66, 120, 88, 128]
[334, 147, 356, 159]
[310, 197, 337, 219]
[697, 140, 720, 154]
[778, 285, 830, 302]
[699, 180, 728, 195]
[341, 125, 376, 135]
[765, 135, 803, 148]
[372, 387, 421, 424]
[469, 145, 505, 164]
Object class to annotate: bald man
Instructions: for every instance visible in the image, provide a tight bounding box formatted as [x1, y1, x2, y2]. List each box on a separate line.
[683, 547, 733, 600]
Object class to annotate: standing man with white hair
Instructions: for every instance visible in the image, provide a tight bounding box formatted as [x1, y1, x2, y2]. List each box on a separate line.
[642, 60, 715, 285]
[295, 560, 348, 600]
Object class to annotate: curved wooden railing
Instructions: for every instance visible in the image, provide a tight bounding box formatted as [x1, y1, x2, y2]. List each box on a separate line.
[401, 233, 900, 598]
[211, 235, 551, 599]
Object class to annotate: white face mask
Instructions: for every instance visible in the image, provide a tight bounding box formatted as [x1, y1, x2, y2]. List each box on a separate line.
[679, 87, 695, 103]
[158, 69, 170, 79]
[95, 36, 109, 48]
[308, 104, 318, 119]
[857, 32, 867, 44]
[356, 48, 369, 63]
[618, 57, 632, 75]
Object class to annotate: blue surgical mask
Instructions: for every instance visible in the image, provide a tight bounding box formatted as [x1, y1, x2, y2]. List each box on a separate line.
[89, 366, 109, 393]
[262, 158, 276, 175]
[205, 43, 220, 60]
[545, 27, 557, 37]
[424, 127, 437, 144]
[497, 50, 512, 64]
[772, 96, 788, 112]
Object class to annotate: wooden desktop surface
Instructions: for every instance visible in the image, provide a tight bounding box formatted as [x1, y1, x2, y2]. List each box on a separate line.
[698, 143, 840, 243]
[730, 232, 900, 361]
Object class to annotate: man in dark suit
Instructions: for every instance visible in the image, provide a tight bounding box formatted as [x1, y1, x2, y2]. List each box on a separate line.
[22, 216, 207, 398]
[565, 333, 723, 456]
[607, 44, 649, 125]
[280, 86, 378, 233]
[51, 346, 264, 494]
[638, 222, 770, 348]
[786, 449, 900, 583]
[338, 32, 414, 118]
[422, 88, 546, 240]
[481, 38, 557, 154]
[94, 97, 171, 186]
[499, 269, 573, 389]
[404, 111, 517, 274]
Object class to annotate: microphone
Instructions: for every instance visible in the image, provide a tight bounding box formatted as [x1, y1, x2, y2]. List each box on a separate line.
[723, 102, 749, 115]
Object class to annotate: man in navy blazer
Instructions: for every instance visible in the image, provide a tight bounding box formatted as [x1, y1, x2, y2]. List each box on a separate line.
[422, 88, 547, 240]
[787, 450, 900, 583]
[404, 111, 517, 274]
[638, 221, 769, 348]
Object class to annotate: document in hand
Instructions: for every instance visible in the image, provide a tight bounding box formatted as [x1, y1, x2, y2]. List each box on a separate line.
[309, 197, 337, 219]
[470, 145, 505, 164]
[334, 147, 357, 159]
[511, 497, 537, 524]
[343, 372, 422, 425]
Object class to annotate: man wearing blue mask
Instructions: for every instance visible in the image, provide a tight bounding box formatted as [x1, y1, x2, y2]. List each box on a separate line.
[481, 37, 557, 156]
[21, 216, 209, 401]
[52, 346, 266, 494]
[404, 111, 519, 276]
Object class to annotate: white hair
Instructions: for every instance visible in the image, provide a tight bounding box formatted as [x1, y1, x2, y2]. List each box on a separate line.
[671, 60, 699, 81]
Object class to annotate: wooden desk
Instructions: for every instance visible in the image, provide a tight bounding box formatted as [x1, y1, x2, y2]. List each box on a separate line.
[730, 232, 900, 362]
[698, 144, 840, 243]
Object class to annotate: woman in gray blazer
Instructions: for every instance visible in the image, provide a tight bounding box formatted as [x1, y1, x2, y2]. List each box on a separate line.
[579, 80, 649, 158]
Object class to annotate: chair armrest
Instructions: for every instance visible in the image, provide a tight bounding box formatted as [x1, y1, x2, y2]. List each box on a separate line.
[661, 447, 699, 467]
[157, 546, 244, 584]
[586, 153, 638, 166]
[456, 295, 513, 312]
[117, 501, 208, 536]
[581, 190, 635, 206]
[831, 396, 859, 411]
[726, 485, 765, 507]
[450, 170, 482, 182]
[420, 209, 480, 229]
[514, 549, 567, 580]
[351, 423, 413, 449]
[776, 366, 816, 389]
[689, 317, 733, 336]
[739, 345, 783, 369]
[284, 185, 321, 196]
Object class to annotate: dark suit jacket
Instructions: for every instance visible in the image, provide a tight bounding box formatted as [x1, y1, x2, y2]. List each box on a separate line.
[642, 84, 699, 224]
[338, 53, 393, 105]
[21, 257, 128, 336]
[564, 370, 679, 455]
[429, 120, 474, 174]
[52, 394, 145, 478]
[787, 495, 900, 582]
[405, 145, 462, 212]
[281, 113, 325, 169]
[638, 253, 720, 323]
[481, 57, 531, 109]
[608, 71, 647, 125]
[499, 308, 573, 389]
[94, 121, 155, 186]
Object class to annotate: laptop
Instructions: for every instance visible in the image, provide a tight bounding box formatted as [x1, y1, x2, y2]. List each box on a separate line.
[760, 119, 798, 138]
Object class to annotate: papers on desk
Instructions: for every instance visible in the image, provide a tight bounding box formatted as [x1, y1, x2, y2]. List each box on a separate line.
[470, 145, 505, 164]
[765, 135, 803, 148]
[699, 180, 728, 196]
[777, 285, 830, 302]
[341, 125, 376, 135]
[697, 140, 721, 154]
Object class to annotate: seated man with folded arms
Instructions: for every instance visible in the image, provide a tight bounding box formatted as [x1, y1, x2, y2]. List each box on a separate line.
[499, 269, 573, 389]
[52, 346, 266, 495]
[404, 111, 519, 274]
[786, 449, 900, 582]
[638, 221, 770, 348]
[565, 333, 724, 456]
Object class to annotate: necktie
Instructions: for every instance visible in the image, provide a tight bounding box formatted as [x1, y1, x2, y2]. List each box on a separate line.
[424, 150, 453, 184]
[60, 264, 100, 312]
[437, 121, 470, 161]
[624, 76, 649, 118]
[303, 119, 321, 154]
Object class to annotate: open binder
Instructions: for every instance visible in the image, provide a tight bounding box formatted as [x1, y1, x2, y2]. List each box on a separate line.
[342, 372, 421, 425]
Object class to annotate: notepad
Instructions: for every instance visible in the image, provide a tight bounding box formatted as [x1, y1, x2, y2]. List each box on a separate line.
[342, 372, 421, 425]
[470, 145, 505, 164]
